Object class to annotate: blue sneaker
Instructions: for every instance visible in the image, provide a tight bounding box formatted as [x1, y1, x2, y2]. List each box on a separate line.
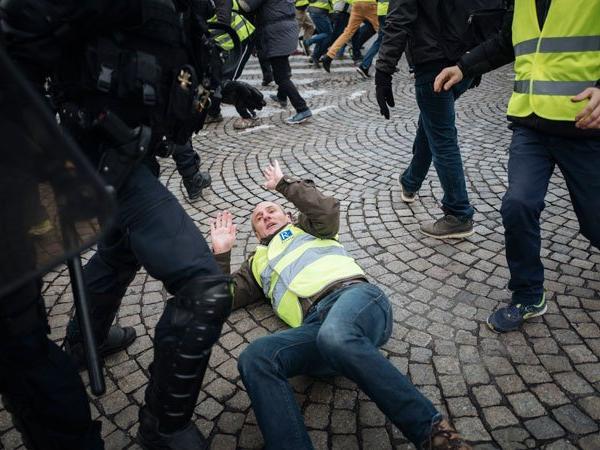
[487, 292, 547, 333]
[286, 109, 312, 124]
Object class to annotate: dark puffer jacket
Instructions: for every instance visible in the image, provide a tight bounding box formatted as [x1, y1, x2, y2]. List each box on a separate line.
[239, 0, 299, 58]
[375, 0, 449, 75]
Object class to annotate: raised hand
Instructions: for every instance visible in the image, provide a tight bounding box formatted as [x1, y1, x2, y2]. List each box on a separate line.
[262, 160, 284, 191]
[210, 211, 237, 254]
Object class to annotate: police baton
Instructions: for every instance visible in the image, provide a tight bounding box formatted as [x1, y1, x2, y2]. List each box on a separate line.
[62, 224, 106, 396]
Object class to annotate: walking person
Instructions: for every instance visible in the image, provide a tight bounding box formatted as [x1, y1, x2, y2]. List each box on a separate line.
[320, 0, 379, 72]
[355, 0, 388, 78]
[240, 0, 313, 123]
[434, 0, 600, 332]
[374, 0, 478, 239]
[303, 0, 334, 65]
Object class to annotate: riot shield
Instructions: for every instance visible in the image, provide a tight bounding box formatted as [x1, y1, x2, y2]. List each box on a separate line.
[0, 46, 115, 298]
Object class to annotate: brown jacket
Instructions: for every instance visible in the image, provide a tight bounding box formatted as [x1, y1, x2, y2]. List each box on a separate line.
[214, 177, 341, 310]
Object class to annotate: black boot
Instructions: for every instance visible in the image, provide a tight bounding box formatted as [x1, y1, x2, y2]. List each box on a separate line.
[64, 292, 137, 369]
[183, 171, 212, 200]
[137, 407, 207, 450]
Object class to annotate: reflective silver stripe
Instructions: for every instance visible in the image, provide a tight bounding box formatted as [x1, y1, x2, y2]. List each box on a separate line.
[514, 80, 596, 96]
[513, 80, 530, 93]
[270, 246, 349, 309]
[515, 36, 600, 56]
[259, 233, 315, 297]
[539, 36, 600, 53]
[514, 38, 538, 57]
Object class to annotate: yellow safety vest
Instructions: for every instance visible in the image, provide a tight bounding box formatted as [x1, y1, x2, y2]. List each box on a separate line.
[250, 225, 365, 328]
[377, 0, 388, 16]
[507, 0, 600, 121]
[208, 0, 255, 51]
[296, 0, 309, 7]
[308, 0, 333, 13]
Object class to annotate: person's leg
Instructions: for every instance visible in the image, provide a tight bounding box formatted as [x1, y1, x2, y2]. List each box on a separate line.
[359, 16, 385, 73]
[1, 282, 103, 450]
[501, 127, 554, 306]
[551, 135, 600, 252]
[238, 315, 330, 450]
[315, 283, 441, 446]
[298, 9, 315, 40]
[172, 141, 211, 200]
[326, 3, 368, 60]
[400, 115, 432, 194]
[307, 10, 332, 61]
[487, 126, 555, 332]
[270, 55, 308, 113]
[351, 20, 375, 61]
[415, 72, 474, 219]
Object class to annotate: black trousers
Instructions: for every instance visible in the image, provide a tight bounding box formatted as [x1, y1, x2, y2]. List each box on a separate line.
[0, 281, 102, 449]
[270, 55, 308, 113]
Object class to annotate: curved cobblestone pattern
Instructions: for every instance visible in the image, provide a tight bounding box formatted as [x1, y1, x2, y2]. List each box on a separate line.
[2, 55, 599, 450]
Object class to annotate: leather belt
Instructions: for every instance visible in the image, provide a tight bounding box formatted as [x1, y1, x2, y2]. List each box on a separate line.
[309, 277, 368, 306]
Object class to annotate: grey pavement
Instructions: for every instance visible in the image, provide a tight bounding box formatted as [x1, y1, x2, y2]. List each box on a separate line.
[2, 54, 599, 450]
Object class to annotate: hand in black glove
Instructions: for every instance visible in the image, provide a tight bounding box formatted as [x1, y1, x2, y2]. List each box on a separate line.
[375, 69, 394, 120]
[222, 80, 266, 119]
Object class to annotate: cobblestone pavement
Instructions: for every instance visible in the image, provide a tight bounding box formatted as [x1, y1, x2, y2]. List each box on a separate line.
[2, 54, 599, 450]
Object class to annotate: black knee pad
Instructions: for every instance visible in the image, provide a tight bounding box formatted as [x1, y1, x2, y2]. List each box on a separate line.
[147, 276, 232, 432]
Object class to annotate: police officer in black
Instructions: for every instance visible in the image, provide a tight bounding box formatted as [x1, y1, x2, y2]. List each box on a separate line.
[2, 0, 265, 448]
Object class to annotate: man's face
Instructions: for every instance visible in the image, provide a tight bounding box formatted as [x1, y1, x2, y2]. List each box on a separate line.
[252, 201, 291, 240]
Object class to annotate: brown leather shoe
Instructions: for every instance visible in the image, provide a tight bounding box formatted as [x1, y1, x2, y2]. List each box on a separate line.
[422, 419, 472, 450]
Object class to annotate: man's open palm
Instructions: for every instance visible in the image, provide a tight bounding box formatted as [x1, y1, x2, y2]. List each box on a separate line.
[263, 160, 284, 190]
[210, 211, 237, 254]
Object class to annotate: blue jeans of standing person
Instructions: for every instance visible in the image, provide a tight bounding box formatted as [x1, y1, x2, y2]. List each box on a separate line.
[360, 16, 385, 71]
[238, 282, 440, 450]
[400, 71, 475, 219]
[306, 8, 333, 62]
[502, 125, 600, 306]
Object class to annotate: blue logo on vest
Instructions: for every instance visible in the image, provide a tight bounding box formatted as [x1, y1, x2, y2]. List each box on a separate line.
[279, 229, 293, 241]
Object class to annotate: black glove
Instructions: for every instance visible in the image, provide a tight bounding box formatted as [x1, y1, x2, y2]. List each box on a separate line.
[222, 80, 266, 119]
[375, 69, 394, 120]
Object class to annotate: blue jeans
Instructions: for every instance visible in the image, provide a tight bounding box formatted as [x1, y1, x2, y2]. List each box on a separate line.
[360, 16, 385, 70]
[401, 72, 474, 219]
[238, 282, 440, 449]
[306, 9, 333, 61]
[502, 125, 600, 306]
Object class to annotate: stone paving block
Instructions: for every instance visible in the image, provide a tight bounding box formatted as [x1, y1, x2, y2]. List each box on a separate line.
[552, 404, 598, 434]
[507, 392, 546, 418]
[454, 417, 492, 442]
[524, 417, 565, 440]
[578, 396, 600, 421]
[362, 427, 392, 450]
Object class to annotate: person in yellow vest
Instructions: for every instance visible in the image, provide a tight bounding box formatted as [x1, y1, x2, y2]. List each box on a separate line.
[434, 0, 600, 333]
[355, 0, 387, 78]
[319, 0, 379, 72]
[296, 0, 316, 55]
[302, 0, 334, 66]
[205, 0, 260, 129]
[209, 160, 471, 450]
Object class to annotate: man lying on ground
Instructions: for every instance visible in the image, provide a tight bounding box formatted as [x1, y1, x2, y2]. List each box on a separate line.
[209, 160, 471, 450]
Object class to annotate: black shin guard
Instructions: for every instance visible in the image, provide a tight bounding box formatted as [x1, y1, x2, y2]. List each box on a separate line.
[144, 275, 232, 433]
